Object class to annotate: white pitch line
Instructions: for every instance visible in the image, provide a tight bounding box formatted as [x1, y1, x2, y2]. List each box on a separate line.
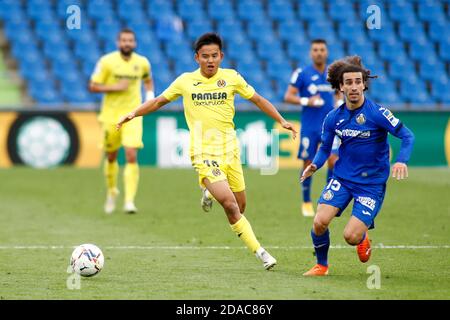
[0, 245, 449, 250]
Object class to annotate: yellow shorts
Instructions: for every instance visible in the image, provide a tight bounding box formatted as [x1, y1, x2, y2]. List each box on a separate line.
[101, 118, 143, 152]
[192, 152, 246, 193]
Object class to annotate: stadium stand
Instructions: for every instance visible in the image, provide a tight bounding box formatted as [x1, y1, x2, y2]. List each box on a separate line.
[0, 0, 448, 108]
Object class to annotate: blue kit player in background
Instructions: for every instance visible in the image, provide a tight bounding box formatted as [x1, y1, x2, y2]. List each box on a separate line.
[284, 39, 340, 217]
[300, 56, 415, 276]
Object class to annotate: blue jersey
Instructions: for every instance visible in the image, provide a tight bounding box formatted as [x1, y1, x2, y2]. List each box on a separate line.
[290, 65, 334, 132]
[313, 97, 415, 185]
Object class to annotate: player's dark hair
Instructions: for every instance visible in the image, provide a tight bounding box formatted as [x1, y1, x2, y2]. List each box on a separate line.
[311, 39, 327, 45]
[194, 33, 223, 53]
[327, 55, 376, 91]
[117, 28, 136, 40]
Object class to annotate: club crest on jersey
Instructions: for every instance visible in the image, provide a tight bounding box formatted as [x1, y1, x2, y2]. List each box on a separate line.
[356, 113, 366, 125]
[217, 79, 226, 88]
[323, 190, 334, 201]
[212, 168, 222, 177]
[133, 65, 139, 71]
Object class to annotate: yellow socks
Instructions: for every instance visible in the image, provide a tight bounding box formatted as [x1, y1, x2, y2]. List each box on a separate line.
[104, 159, 118, 194]
[124, 163, 139, 203]
[230, 215, 261, 253]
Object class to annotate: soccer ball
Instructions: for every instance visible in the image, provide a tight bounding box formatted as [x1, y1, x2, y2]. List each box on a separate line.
[70, 244, 104, 277]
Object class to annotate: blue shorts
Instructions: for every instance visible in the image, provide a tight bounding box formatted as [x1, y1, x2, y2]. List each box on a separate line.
[298, 131, 340, 160]
[318, 176, 386, 229]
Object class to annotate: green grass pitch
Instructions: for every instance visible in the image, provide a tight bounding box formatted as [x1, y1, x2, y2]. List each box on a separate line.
[0, 167, 449, 299]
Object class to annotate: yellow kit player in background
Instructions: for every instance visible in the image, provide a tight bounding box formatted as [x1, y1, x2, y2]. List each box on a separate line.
[117, 33, 297, 270]
[89, 29, 154, 214]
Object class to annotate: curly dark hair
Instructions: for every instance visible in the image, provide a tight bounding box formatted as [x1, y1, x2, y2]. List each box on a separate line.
[327, 56, 376, 91]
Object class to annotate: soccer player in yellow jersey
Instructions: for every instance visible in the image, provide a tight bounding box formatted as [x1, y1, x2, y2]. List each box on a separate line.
[117, 33, 297, 270]
[89, 29, 154, 214]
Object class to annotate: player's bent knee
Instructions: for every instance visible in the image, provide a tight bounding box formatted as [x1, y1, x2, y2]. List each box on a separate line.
[313, 218, 328, 235]
[343, 231, 362, 245]
[221, 198, 240, 215]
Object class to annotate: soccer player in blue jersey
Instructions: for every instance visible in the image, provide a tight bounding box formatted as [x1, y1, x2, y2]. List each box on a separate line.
[284, 39, 339, 217]
[300, 56, 415, 276]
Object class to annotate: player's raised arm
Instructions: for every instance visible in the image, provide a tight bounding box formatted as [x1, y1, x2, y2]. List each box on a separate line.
[249, 92, 297, 139]
[116, 95, 170, 130]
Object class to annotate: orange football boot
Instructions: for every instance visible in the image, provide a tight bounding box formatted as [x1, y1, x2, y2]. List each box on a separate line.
[357, 232, 371, 263]
[303, 264, 329, 276]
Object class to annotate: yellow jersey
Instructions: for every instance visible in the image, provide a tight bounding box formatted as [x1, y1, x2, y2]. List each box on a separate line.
[162, 68, 255, 157]
[91, 51, 151, 123]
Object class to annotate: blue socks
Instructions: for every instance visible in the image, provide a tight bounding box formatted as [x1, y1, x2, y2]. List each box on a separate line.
[311, 229, 330, 267]
[302, 176, 312, 203]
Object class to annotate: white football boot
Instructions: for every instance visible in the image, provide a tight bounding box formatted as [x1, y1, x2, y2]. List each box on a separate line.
[104, 188, 119, 214]
[124, 202, 138, 214]
[255, 247, 277, 270]
[200, 188, 213, 212]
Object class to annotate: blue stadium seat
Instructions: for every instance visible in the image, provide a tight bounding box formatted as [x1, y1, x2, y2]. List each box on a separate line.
[227, 44, 254, 62]
[328, 0, 357, 22]
[31, 87, 62, 105]
[278, 21, 307, 43]
[398, 21, 427, 44]
[409, 42, 438, 63]
[267, 0, 295, 22]
[418, 1, 446, 22]
[428, 20, 450, 44]
[117, 1, 144, 20]
[399, 78, 430, 104]
[378, 40, 407, 62]
[0, 0, 22, 19]
[438, 42, 450, 62]
[419, 60, 447, 82]
[309, 22, 337, 44]
[388, 60, 416, 82]
[287, 42, 311, 65]
[147, 0, 174, 21]
[299, 2, 326, 22]
[247, 20, 274, 42]
[96, 18, 121, 42]
[267, 59, 293, 83]
[87, 0, 115, 20]
[431, 78, 450, 103]
[237, 0, 266, 22]
[19, 61, 48, 82]
[256, 38, 283, 60]
[35, 18, 61, 41]
[7, 28, 35, 48]
[26, 0, 54, 21]
[217, 19, 244, 41]
[337, 21, 368, 43]
[366, 21, 396, 43]
[370, 78, 400, 105]
[177, 0, 205, 21]
[208, 0, 235, 21]
[388, 1, 416, 23]
[327, 42, 345, 63]
[165, 38, 192, 59]
[154, 15, 184, 41]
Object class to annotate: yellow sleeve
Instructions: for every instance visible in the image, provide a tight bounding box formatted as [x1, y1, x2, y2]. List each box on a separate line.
[142, 57, 152, 80]
[162, 75, 184, 101]
[234, 72, 255, 100]
[90, 57, 109, 84]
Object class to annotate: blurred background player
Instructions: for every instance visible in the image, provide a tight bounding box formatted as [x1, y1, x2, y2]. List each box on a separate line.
[284, 39, 339, 217]
[117, 33, 297, 270]
[301, 56, 415, 276]
[89, 28, 154, 214]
